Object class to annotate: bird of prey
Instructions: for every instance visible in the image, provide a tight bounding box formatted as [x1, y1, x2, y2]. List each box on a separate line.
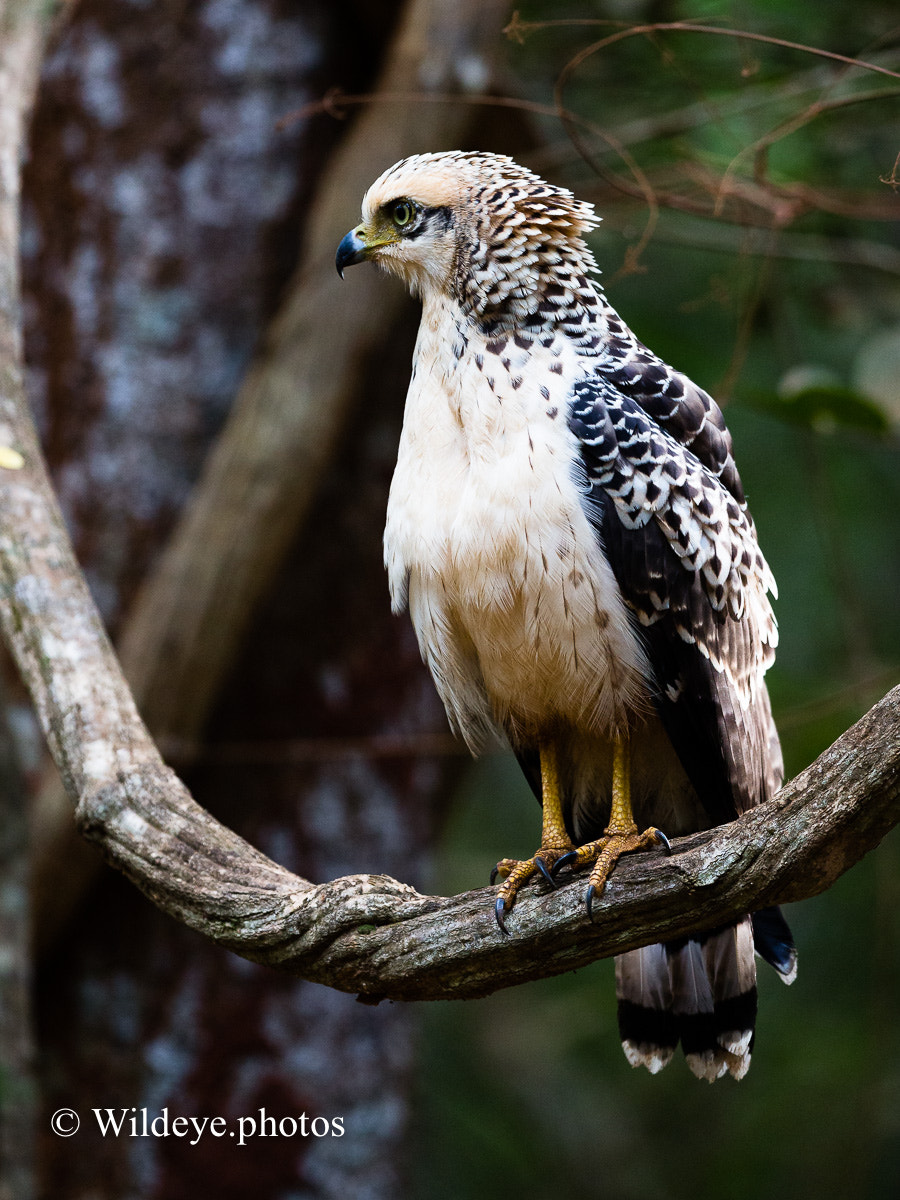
[336, 151, 796, 1081]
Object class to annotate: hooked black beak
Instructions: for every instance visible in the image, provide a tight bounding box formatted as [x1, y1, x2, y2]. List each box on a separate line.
[335, 228, 368, 278]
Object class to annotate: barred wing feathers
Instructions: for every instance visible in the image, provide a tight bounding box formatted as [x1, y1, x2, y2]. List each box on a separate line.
[568, 369, 781, 821]
[569, 357, 795, 1080]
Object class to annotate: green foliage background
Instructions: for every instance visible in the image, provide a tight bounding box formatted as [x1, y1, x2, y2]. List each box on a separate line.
[411, 2, 900, 1195]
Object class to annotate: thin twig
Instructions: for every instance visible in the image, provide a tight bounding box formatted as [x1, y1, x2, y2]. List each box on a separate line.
[285, 85, 900, 238]
[507, 15, 900, 83]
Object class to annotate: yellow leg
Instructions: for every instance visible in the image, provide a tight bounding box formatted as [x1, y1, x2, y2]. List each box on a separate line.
[537, 740, 571, 848]
[609, 736, 633, 831]
[559, 737, 669, 917]
[492, 740, 576, 933]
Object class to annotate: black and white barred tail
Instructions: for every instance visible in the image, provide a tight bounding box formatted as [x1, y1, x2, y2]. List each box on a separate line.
[615, 907, 797, 1081]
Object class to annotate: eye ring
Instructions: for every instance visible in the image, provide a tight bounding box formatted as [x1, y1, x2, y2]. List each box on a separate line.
[392, 200, 415, 228]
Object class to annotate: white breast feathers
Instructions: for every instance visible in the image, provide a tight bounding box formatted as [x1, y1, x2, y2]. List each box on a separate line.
[384, 297, 652, 753]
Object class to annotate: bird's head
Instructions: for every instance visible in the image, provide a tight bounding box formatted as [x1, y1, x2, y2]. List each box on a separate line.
[336, 151, 601, 327]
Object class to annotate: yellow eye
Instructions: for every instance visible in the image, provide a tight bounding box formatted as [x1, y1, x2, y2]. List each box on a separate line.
[392, 200, 414, 228]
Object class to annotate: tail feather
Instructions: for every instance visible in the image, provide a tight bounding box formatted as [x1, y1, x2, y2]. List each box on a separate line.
[616, 916, 763, 1082]
[702, 917, 758, 1062]
[671, 927, 756, 1082]
[752, 906, 798, 984]
[616, 942, 677, 1074]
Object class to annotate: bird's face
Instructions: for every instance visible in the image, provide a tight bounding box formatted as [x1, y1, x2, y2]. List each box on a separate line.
[336, 151, 601, 323]
[336, 154, 466, 298]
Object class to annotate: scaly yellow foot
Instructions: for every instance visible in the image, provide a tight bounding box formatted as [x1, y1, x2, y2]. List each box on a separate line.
[491, 844, 573, 933]
[492, 741, 573, 934]
[554, 827, 670, 918]
[552, 738, 670, 918]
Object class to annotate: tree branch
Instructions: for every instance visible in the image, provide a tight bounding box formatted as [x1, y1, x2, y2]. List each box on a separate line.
[0, 8, 52, 1196]
[2, 0, 898, 1006]
[0, 308, 898, 999]
[71, 686, 900, 1001]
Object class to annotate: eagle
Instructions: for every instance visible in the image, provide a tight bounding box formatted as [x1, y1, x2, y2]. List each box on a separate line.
[336, 151, 797, 1081]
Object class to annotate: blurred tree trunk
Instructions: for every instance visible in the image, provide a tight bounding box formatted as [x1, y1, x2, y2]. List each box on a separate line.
[13, 0, 509, 1195]
[0, 679, 35, 1200]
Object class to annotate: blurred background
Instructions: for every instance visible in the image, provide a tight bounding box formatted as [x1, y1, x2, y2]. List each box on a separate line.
[3, 0, 899, 1196]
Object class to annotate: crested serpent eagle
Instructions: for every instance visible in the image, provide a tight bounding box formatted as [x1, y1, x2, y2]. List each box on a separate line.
[336, 151, 797, 1081]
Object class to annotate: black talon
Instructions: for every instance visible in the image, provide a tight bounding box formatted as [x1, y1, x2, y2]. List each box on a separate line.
[585, 883, 596, 922]
[654, 829, 672, 853]
[495, 896, 510, 935]
[490, 864, 500, 885]
[550, 850, 578, 878]
[535, 857, 558, 889]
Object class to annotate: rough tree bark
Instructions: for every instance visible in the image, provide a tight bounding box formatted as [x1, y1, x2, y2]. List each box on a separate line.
[0, 6, 47, 1197]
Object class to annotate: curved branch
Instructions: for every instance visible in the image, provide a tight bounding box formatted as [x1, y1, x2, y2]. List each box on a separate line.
[0, 324, 898, 1000]
[2, 279, 899, 1007]
[68, 687, 898, 1001]
[0, 675, 878, 1004]
[2, 0, 898, 1005]
[3, 244, 898, 1000]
